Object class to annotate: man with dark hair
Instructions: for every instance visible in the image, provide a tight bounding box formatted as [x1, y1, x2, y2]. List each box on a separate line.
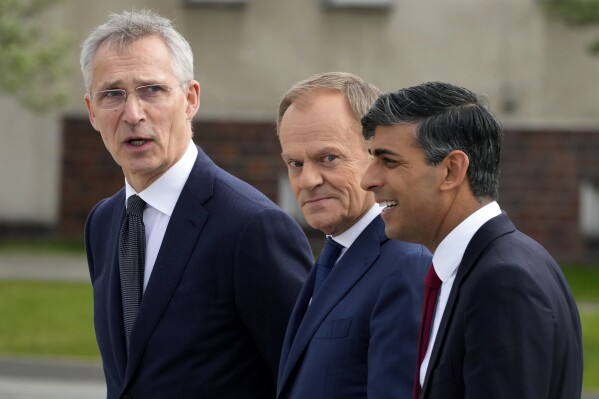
[361, 81, 583, 399]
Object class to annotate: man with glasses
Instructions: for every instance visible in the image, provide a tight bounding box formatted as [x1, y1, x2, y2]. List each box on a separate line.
[81, 10, 312, 399]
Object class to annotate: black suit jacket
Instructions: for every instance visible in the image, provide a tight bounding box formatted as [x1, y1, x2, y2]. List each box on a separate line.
[421, 213, 583, 399]
[84, 146, 313, 399]
[278, 216, 431, 399]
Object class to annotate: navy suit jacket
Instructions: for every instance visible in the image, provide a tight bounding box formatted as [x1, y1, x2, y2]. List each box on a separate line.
[84, 146, 313, 399]
[421, 213, 583, 399]
[277, 216, 431, 399]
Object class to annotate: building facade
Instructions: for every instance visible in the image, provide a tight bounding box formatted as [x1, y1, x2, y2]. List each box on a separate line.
[1, 0, 599, 261]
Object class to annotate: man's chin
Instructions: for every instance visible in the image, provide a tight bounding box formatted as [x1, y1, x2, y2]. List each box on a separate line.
[304, 217, 334, 236]
[384, 225, 401, 241]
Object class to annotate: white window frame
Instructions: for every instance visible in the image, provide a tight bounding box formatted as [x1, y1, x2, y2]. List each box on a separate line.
[181, 0, 246, 6]
[278, 174, 307, 227]
[580, 180, 599, 238]
[323, 0, 393, 10]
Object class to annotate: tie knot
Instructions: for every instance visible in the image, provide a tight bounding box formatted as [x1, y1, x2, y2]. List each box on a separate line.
[127, 195, 146, 217]
[318, 237, 344, 270]
[425, 264, 442, 290]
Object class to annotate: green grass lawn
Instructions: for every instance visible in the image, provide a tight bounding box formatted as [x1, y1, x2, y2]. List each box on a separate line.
[0, 280, 99, 359]
[0, 238, 84, 254]
[583, 310, 599, 389]
[0, 264, 597, 389]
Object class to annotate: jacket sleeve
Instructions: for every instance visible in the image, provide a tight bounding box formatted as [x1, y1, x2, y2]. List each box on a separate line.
[233, 207, 313, 379]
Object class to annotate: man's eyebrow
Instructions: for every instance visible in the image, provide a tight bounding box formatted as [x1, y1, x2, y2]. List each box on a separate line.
[371, 148, 399, 157]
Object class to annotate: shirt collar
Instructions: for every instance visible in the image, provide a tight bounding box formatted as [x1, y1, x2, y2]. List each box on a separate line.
[125, 140, 198, 216]
[433, 201, 502, 282]
[330, 204, 382, 248]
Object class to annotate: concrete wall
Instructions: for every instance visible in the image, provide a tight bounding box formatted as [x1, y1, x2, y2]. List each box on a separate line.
[2, 0, 599, 228]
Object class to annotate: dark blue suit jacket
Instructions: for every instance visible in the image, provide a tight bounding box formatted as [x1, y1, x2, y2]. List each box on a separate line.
[277, 216, 431, 399]
[421, 213, 583, 399]
[84, 146, 313, 399]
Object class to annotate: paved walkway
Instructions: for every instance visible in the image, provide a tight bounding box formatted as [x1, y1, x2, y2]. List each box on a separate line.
[0, 253, 89, 282]
[1, 253, 599, 398]
[0, 357, 105, 399]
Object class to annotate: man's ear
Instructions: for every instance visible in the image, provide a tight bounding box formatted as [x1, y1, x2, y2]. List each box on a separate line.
[185, 80, 200, 120]
[439, 150, 469, 192]
[84, 94, 100, 132]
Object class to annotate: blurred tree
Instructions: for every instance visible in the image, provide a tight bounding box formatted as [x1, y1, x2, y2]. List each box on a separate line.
[540, 0, 599, 54]
[0, 0, 72, 113]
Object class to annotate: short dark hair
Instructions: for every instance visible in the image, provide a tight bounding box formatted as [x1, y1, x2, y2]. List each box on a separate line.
[362, 81, 502, 201]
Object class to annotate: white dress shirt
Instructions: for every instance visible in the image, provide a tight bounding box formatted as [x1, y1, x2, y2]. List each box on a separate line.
[331, 203, 383, 261]
[419, 201, 502, 385]
[124, 140, 197, 291]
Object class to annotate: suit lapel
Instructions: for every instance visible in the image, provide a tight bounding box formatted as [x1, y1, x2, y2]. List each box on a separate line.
[278, 217, 387, 393]
[421, 213, 515, 396]
[122, 148, 213, 386]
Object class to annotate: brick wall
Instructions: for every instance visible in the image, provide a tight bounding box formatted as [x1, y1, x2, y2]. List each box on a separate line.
[499, 128, 599, 263]
[60, 117, 599, 263]
[60, 117, 321, 243]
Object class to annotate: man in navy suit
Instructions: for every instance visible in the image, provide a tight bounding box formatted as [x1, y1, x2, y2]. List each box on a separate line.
[276, 72, 431, 399]
[80, 10, 312, 398]
[361, 81, 583, 399]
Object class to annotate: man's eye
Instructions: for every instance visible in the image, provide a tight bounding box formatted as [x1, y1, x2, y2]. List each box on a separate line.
[288, 160, 303, 168]
[101, 90, 125, 99]
[383, 158, 399, 166]
[138, 84, 167, 96]
[323, 154, 338, 162]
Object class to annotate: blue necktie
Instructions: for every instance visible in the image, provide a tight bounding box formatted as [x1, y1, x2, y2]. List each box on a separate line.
[312, 237, 344, 297]
[118, 194, 146, 355]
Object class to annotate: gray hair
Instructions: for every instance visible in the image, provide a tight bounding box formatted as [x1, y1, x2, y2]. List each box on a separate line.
[277, 72, 381, 135]
[80, 9, 194, 91]
[362, 81, 502, 201]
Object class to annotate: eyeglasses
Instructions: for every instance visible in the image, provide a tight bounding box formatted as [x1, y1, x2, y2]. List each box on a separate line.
[89, 82, 187, 110]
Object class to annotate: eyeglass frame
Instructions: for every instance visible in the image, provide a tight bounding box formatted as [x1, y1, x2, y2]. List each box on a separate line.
[88, 81, 189, 110]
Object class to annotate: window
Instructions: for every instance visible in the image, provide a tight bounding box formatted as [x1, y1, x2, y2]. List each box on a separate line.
[322, 0, 393, 10]
[181, 0, 246, 6]
[278, 174, 307, 226]
[580, 180, 599, 238]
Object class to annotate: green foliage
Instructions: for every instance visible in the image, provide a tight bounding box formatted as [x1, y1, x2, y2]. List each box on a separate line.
[540, 0, 599, 54]
[0, 0, 72, 112]
[541, 0, 599, 25]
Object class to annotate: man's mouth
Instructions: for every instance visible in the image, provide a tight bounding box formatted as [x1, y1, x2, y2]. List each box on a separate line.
[379, 201, 398, 212]
[303, 197, 333, 206]
[127, 138, 149, 146]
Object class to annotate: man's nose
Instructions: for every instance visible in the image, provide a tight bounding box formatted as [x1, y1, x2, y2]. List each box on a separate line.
[298, 163, 323, 191]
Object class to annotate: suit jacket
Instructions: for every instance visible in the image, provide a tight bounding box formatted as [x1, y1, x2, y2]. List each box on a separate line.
[277, 216, 431, 399]
[84, 146, 313, 399]
[421, 213, 583, 399]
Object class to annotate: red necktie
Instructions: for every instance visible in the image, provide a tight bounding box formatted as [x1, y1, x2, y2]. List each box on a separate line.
[413, 264, 442, 399]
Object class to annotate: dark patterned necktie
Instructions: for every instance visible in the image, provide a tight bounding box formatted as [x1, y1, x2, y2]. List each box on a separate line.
[118, 194, 146, 355]
[312, 237, 344, 297]
[413, 264, 442, 399]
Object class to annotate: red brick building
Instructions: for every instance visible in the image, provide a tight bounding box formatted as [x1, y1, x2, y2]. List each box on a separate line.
[60, 117, 599, 263]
